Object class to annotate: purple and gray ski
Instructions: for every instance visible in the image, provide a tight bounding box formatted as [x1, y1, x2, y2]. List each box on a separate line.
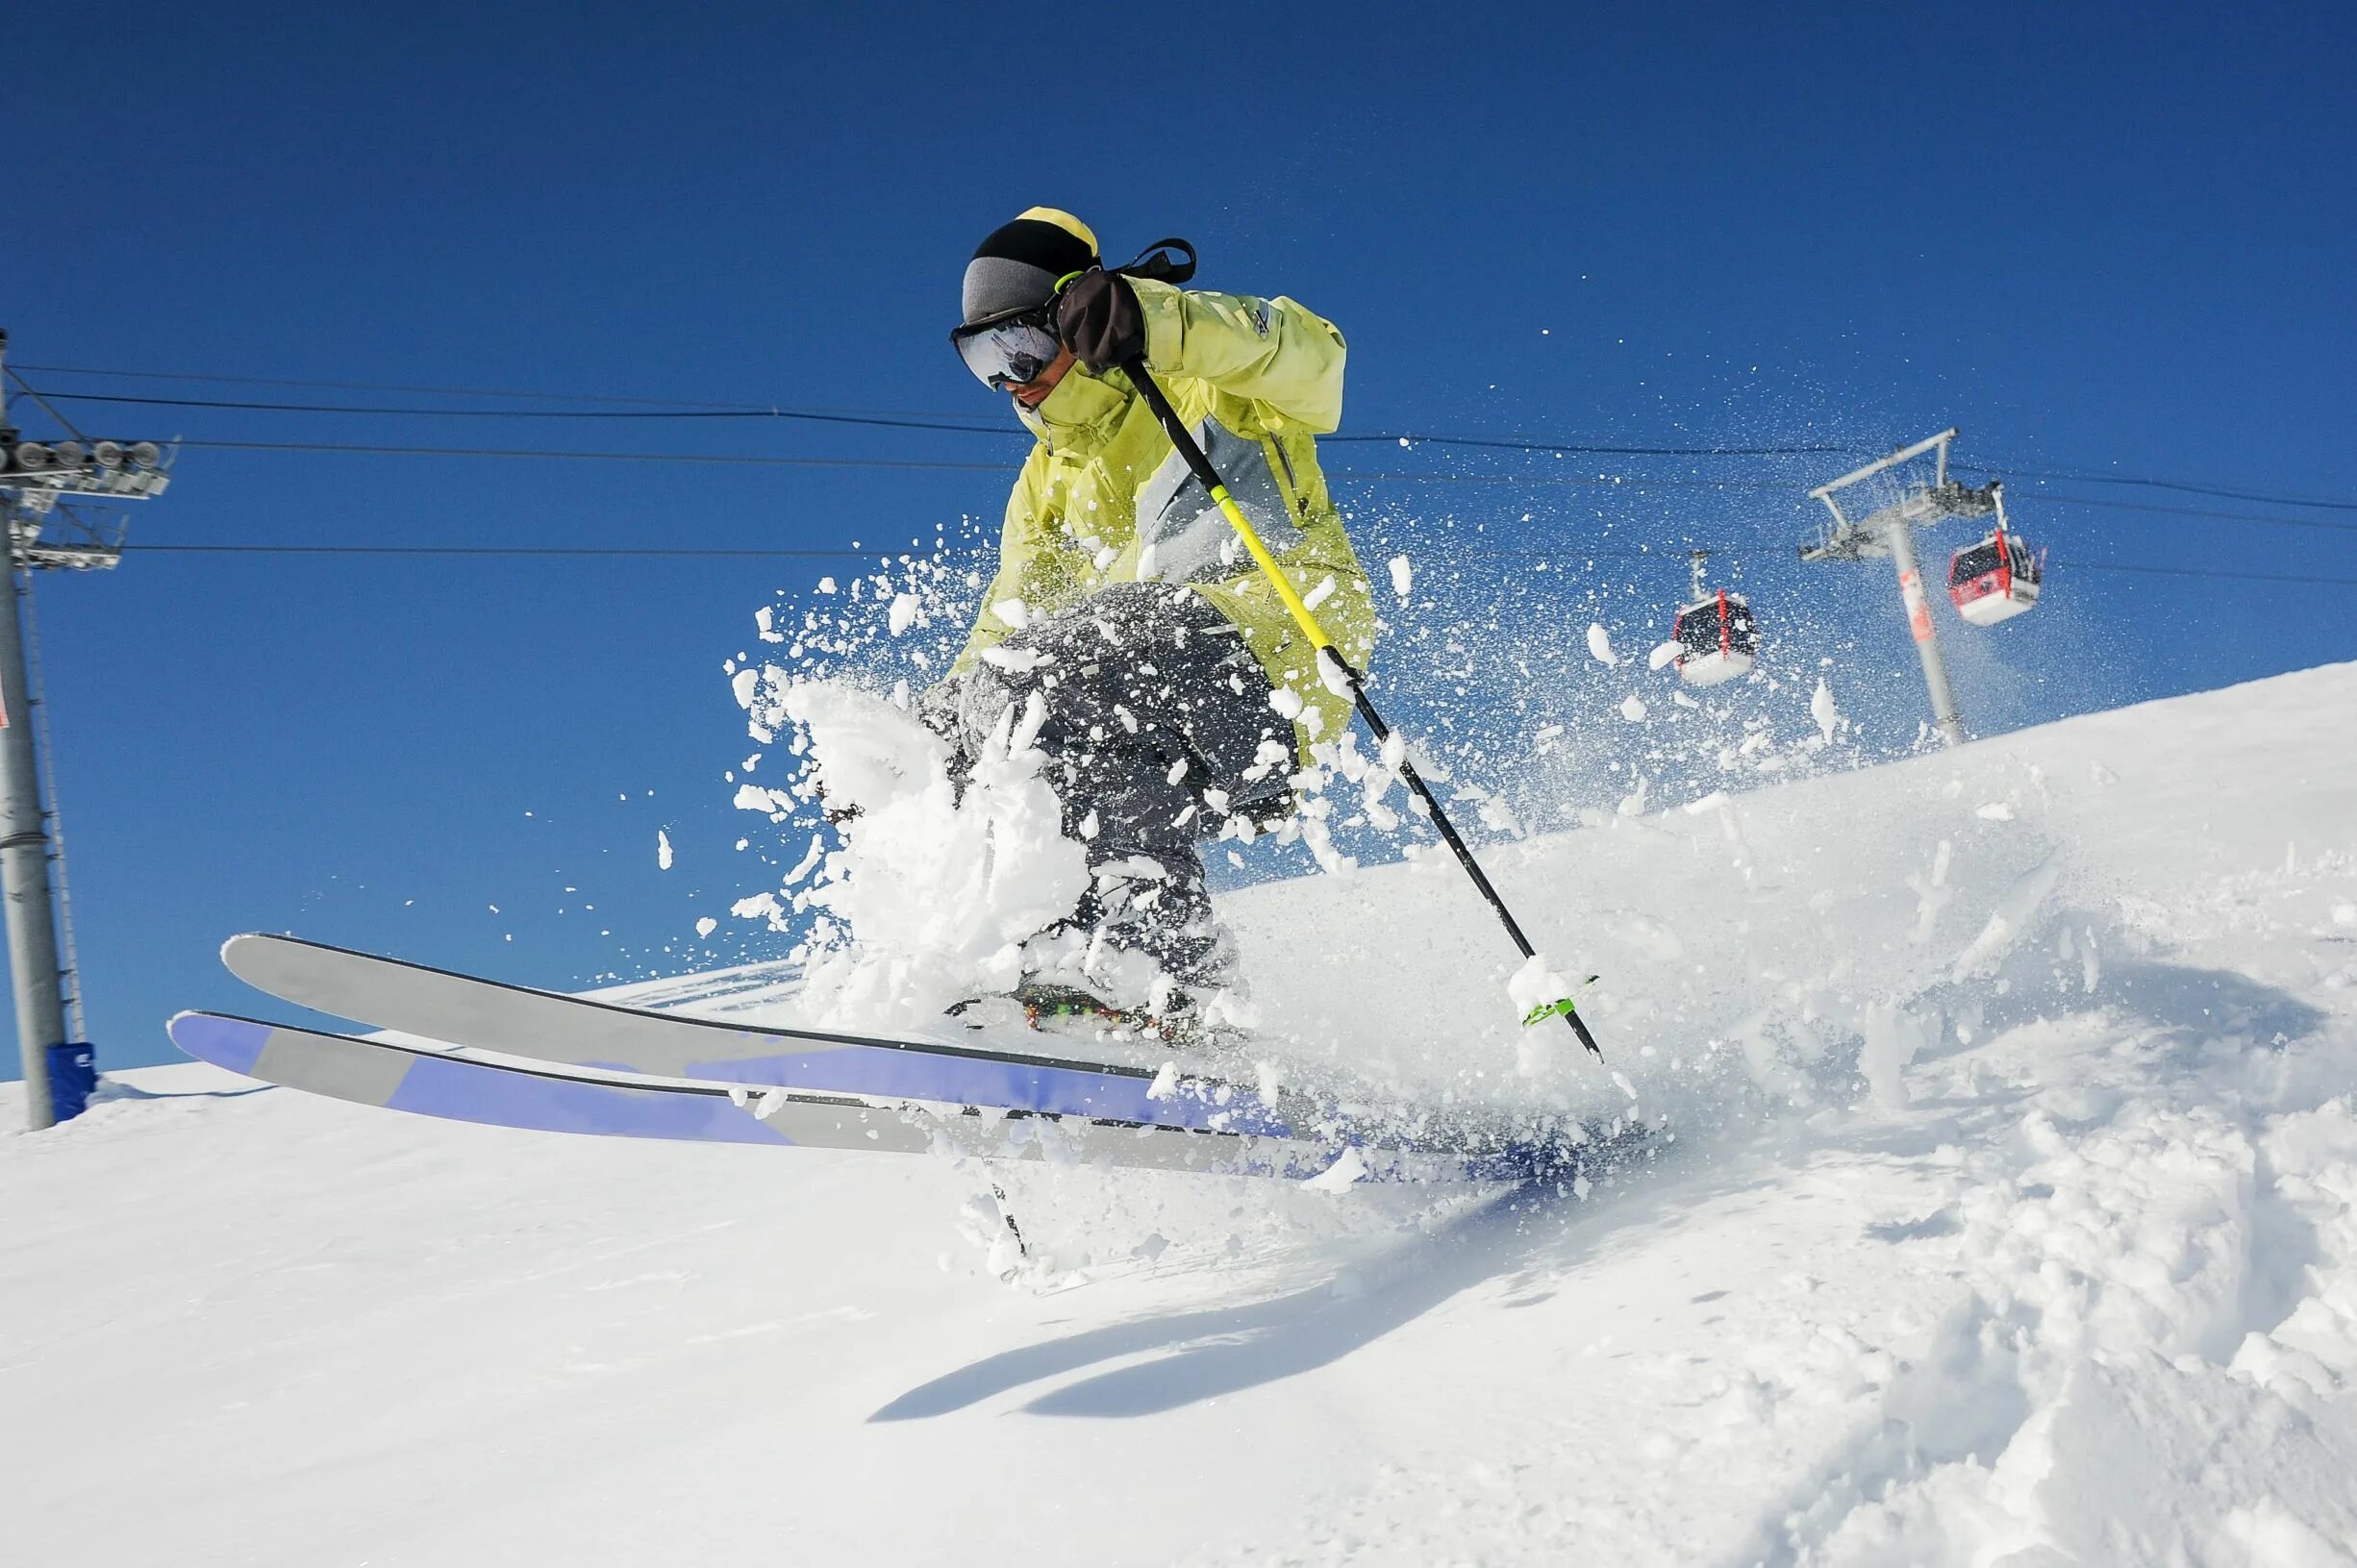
[165, 1011, 1467, 1182]
[220, 933, 1308, 1136]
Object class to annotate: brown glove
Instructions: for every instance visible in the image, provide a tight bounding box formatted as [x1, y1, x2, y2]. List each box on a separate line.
[1054, 270, 1145, 372]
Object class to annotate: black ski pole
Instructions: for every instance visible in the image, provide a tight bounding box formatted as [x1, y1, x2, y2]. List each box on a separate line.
[1121, 357, 1603, 1060]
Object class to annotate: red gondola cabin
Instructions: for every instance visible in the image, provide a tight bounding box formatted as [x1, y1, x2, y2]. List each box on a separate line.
[1672, 588, 1758, 686]
[1948, 525, 2042, 627]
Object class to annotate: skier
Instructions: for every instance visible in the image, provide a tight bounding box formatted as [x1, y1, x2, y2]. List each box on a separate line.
[930, 207, 1376, 1024]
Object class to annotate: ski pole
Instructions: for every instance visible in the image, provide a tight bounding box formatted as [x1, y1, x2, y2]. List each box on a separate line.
[1121, 357, 1603, 1060]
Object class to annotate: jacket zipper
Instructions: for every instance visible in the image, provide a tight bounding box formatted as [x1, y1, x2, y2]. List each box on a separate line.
[1266, 436, 1309, 519]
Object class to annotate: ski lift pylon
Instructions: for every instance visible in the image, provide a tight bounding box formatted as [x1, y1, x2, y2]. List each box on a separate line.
[1671, 550, 1757, 686]
[1948, 484, 2043, 627]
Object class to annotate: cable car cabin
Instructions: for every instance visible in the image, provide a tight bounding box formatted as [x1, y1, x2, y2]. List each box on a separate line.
[1672, 589, 1758, 686]
[1948, 527, 2042, 627]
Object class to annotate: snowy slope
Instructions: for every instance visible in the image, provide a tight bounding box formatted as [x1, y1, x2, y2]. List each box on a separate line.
[8, 662, 2357, 1566]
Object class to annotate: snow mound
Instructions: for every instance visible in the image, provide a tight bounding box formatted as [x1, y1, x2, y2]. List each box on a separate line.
[6, 660, 2357, 1565]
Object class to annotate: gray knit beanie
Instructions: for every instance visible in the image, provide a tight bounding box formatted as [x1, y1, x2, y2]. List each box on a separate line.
[961, 208, 1101, 325]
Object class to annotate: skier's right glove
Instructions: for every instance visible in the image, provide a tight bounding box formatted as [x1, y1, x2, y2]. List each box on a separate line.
[1054, 269, 1145, 373]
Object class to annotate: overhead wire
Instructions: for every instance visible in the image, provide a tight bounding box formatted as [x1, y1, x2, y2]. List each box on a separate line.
[2043, 560, 2357, 587]
[28, 367, 2357, 509]
[163, 438, 1019, 473]
[107, 539, 2357, 588]
[2006, 468, 2357, 513]
[1324, 434, 1860, 457]
[11, 361, 989, 419]
[36, 388, 1015, 436]
[128, 543, 900, 559]
[2, 369, 92, 444]
[42, 386, 1864, 460]
[2029, 491, 2357, 534]
[31, 364, 2357, 509]
[120, 436, 2357, 526]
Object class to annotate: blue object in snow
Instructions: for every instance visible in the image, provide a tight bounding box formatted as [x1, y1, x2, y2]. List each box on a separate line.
[45, 1042, 96, 1123]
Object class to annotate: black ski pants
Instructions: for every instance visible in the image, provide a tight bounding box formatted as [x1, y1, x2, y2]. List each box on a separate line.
[921, 583, 1292, 984]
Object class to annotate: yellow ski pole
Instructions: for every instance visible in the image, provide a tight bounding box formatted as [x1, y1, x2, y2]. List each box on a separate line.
[1121, 356, 1602, 1060]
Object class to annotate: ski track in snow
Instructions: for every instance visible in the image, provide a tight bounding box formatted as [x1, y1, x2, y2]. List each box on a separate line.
[7, 661, 2357, 1565]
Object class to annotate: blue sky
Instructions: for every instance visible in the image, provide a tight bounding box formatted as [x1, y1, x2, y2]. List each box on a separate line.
[10, 0, 2354, 1077]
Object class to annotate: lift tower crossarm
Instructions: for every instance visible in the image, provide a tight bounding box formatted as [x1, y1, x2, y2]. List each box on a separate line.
[1808, 427, 1960, 507]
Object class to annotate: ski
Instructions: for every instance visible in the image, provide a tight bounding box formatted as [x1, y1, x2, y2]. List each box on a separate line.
[164, 1010, 1484, 1183]
[219, 933, 1316, 1136]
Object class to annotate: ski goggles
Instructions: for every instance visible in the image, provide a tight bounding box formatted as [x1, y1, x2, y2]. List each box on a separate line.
[950, 308, 1064, 391]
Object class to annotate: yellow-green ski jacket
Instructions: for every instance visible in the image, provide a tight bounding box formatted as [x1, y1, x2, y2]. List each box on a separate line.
[952, 277, 1375, 758]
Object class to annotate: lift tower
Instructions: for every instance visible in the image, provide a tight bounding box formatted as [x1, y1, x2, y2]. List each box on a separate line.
[1800, 428, 1998, 747]
[0, 330, 174, 1128]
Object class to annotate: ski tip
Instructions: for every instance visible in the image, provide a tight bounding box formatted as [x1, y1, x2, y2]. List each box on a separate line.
[220, 930, 310, 986]
[163, 1009, 272, 1076]
[165, 1008, 234, 1047]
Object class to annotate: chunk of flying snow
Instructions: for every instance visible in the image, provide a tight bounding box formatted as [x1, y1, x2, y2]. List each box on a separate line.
[1303, 1146, 1366, 1192]
[1302, 574, 1338, 611]
[1619, 695, 1648, 722]
[1648, 639, 1683, 672]
[778, 679, 1090, 1026]
[1008, 689, 1049, 754]
[694, 916, 717, 938]
[1586, 623, 1618, 667]
[733, 784, 793, 817]
[978, 645, 1053, 673]
[1507, 953, 1576, 1022]
[1315, 651, 1355, 699]
[992, 597, 1029, 631]
[780, 833, 825, 886]
[888, 593, 920, 636]
[816, 577, 838, 595]
[1976, 802, 2017, 821]
[1267, 686, 1306, 721]
[731, 891, 786, 928]
[1950, 854, 2062, 980]
[656, 830, 674, 870]
[1811, 678, 1841, 744]
[1388, 554, 1413, 603]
